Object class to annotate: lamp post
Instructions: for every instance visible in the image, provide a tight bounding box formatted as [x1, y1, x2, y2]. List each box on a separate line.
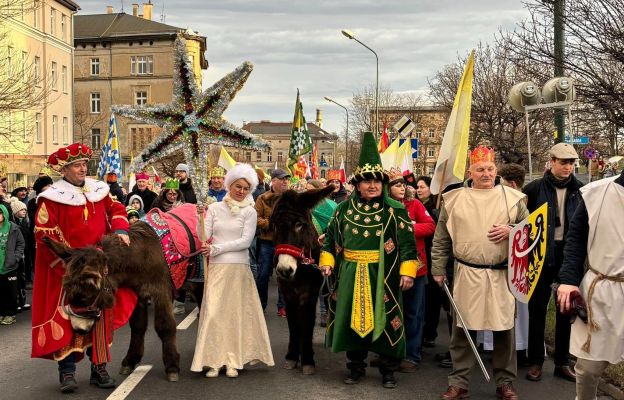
[324, 96, 349, 174]
[341, 29, 379, 139]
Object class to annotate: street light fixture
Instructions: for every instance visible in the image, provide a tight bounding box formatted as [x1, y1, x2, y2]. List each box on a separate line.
[324, 96, 349, 174]
[341, 29, 379, 139]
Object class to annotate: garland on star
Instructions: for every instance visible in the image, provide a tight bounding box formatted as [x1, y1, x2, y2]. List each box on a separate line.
[112, 37, 269, 204]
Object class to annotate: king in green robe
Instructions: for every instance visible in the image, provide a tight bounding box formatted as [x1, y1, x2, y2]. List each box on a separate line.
[319, 132, 419, 388]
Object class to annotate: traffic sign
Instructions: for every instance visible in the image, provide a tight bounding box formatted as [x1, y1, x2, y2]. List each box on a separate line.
[564, 136, 589, 144]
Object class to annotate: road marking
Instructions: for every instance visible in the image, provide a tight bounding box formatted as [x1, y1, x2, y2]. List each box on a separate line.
[176, 307, 199, 330]
[106, 365, 152, 400]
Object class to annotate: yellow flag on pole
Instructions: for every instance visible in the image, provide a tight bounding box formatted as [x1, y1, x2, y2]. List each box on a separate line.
[430, 49, 475, 195]
[380, 139, 400, 170]
[218, 146, 237, 170]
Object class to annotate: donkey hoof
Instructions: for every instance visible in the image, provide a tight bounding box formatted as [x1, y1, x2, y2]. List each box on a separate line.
[119, 365, 134, 375]
[283, 360, 298, 370]
[302, 365, 316, 375]
[166, 372, 179, 382]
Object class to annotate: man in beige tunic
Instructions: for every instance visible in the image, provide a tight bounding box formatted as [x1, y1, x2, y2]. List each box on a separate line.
[431, 146, 529, 400]
[557, 170, 624, 400]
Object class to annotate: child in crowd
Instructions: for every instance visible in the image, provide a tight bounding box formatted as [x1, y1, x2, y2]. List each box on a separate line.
[0, 204, 25, 325]
[127, 207, 140, 225]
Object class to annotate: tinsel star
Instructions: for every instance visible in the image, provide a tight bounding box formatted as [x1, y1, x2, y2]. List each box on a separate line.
[112, 37, 269, 204]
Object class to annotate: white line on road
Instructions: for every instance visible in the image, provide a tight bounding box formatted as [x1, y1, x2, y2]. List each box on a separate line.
[106, 364, 152, 400]
[176, 307, 199, 330]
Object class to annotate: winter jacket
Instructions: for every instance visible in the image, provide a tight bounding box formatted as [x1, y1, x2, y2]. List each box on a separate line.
[208, 188, 227, 202]
[126, 187, 157, 212]
[1, 221, 25, 275]
[522, 172, 583, 270]
[403, 199, 436, 277]
[329, 184, 349, 204]
[179, 178, 197, 204]
[255, 189, 280, 242]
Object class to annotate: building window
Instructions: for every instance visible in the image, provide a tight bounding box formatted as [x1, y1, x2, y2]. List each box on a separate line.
[21, 51, 27, 82]
[34, 56, 41, 85]
[256, 151, 262, 162]
[33, 1, 40, 28]
[428, 166, 435, 176]
[267, 152, 272, 162]
[35, 112, 41, 142]
[22, 111, 27, 142]
[52, 115, 58, 143]
[50, 8, 56, 36]
[61, 65, 67, 93]
[277, 152, 283, 162]
[90, 92, 101, 113]
[131, 128, 137, 153]
[90, 58, 100, 76]
[320, 152, 326, 162]
[130, 55, 153, 75]
[135, 91, 148, 106]
[245, 151, 252, 162]
[91, 128, 101, 149]
[61, 14, 66, 41]
[427, 147, 435, 157]
[428, 128, 435, 138]
[62, 117, 68, 144]
[415, 129, 422, 139]
[51, 62, 57, 90]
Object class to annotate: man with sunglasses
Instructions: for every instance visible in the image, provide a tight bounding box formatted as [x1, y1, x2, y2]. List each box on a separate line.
[522, 143, 584, 383]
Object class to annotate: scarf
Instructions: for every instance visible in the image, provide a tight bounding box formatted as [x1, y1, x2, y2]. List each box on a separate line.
[0, 204, 10, 273]
[223, 194, 254, 216]
[545, 169, 573, 189]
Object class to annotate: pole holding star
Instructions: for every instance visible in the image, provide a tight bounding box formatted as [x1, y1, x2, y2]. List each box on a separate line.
[113, 37, 269, 205]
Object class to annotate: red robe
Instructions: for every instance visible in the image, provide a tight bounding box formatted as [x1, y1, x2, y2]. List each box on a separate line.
[31, 178, 133, 361]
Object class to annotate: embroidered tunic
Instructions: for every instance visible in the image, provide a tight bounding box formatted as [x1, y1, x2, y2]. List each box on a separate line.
[31, 178, 129, 360]
[320, 195, 419, 358]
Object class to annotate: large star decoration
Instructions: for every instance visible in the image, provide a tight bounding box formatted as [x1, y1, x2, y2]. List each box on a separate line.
[112, 37, 269, 204]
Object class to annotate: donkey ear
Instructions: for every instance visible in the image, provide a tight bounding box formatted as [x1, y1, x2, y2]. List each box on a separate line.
[296, 185, 335, 210]
[42, 236, 73, 260]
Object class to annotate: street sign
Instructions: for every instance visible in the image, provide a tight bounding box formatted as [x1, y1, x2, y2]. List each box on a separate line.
[394, 115, 415, 138]
[399, 138, 419, 158]
[584, 147, 597, 160]
[564, 136, 589, 144]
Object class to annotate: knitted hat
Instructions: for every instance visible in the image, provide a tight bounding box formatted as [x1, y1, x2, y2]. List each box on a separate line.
[9, 197, 26, 216]
[224, 163, 259, 194]
[175, 163, 189, 174]
[351, 132, 388, 184]
[126, 207, 140, 220]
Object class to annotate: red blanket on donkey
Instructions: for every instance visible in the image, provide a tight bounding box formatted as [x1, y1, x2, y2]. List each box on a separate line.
[143, 204, 202, 290]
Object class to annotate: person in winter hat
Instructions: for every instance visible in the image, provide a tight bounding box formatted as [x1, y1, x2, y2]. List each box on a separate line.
[0, 203, 25, 325]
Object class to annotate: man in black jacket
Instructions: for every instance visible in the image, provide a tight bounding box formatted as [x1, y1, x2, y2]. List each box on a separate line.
[175, 163, 197, 204]
[105, 173, 126, 204]
[522, 143, 583, 382]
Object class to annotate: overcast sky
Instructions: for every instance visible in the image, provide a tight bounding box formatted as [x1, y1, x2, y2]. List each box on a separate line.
[76, 0, 529, 135]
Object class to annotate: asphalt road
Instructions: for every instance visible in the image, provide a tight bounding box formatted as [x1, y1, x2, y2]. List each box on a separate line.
[1, 280, 579, 400]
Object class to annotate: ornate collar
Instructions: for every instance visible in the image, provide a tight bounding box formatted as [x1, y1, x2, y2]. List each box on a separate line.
[37, 178, 110, 206]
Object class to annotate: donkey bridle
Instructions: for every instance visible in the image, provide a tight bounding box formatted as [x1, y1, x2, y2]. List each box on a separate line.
[62, 261, 112, 320]
[274, 244, 316, 266]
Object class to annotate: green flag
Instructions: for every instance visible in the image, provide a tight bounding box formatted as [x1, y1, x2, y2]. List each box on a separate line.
[287, 90, 312, 174]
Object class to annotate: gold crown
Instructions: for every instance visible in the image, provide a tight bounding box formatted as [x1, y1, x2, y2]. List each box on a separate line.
[351, 162, 388, 183]
[386, 167, 404, 183]
[470, 146, 495, 165]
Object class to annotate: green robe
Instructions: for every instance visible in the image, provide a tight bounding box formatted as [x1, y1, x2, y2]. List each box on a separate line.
[320, 194, 419, 358]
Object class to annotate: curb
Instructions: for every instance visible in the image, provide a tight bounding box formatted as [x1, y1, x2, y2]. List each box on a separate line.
[599, 378, 624, 400]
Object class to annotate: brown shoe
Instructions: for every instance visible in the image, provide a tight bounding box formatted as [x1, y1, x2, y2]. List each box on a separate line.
[441, 385, 469, 400]
[554, 365, 576, 382]
[525, 364, 542, 381]
[496, 383, 518, 400]
[399, 359, 419, 373]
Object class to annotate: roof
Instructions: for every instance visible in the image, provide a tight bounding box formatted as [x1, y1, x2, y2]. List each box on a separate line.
[377, 105, 449, 112]
[57, 0, 80, 11]
[243, 122, 338, 140]
[75, 13, 193, 40]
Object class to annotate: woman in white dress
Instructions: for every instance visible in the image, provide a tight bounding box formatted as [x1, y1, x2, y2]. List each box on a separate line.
[191, 163, 274, 378]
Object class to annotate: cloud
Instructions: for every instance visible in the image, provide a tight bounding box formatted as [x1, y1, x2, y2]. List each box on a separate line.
[76, 0, 529, 134]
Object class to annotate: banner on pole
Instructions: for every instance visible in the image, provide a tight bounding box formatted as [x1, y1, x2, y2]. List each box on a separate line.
[508, 202, 548, 303]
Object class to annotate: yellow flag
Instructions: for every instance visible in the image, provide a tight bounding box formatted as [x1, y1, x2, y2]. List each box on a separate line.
[430, 50, 475, 195]
[380, 139, 400, 170]
[217, 146, 236, 170]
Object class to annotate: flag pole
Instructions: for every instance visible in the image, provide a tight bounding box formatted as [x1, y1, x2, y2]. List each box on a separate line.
[436, 160, 449, 209]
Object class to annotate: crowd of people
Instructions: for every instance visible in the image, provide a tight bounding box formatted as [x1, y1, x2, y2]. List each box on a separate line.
[0, 138, 620, 400]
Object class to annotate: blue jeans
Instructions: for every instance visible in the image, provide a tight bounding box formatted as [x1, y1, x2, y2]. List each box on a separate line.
[403, 275, 426, 363]
[256, 240, 275, 311]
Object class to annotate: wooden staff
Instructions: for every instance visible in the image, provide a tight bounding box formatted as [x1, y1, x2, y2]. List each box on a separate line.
[197, 203, 209, 283]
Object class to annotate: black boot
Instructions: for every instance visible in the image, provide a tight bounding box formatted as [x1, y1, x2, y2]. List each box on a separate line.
[59, 372, 78, 393]
[90, 363, 116, 388]
[382, 372, 397, 389]
[343, 368, 365, 384]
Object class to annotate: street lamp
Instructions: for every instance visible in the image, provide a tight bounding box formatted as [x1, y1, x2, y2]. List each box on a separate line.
[324, 96, 349, 174]
[341, 29, 379, 139]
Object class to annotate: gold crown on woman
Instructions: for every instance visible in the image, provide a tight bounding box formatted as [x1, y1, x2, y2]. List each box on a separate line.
[470, 145, 495, 165]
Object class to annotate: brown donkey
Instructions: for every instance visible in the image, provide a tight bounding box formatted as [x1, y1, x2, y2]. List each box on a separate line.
[43, 221, 181, 382]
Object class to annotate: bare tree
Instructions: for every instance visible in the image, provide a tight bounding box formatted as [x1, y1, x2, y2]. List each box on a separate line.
[500, 0, 624, 155]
